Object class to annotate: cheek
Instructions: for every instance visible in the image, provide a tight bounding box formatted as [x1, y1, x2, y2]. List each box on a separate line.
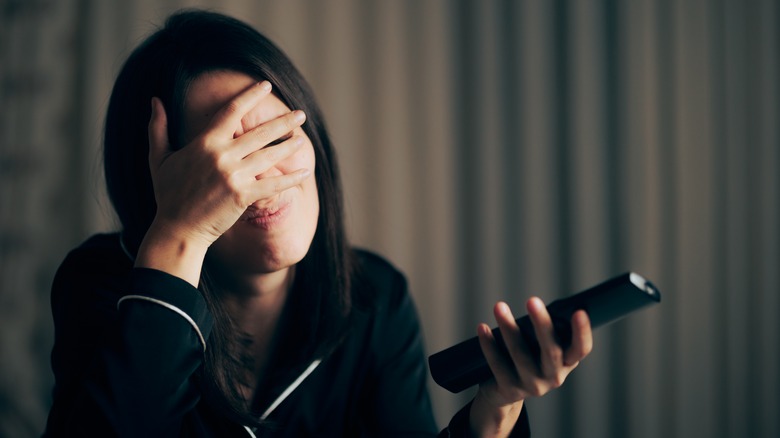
[281, 141, 318, 221]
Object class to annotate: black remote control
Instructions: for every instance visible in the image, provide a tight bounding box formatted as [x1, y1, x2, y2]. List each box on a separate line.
[428, 272, 661, 393]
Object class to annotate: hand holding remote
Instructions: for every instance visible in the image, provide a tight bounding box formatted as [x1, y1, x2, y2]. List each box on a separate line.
[429, 272, 662, 393]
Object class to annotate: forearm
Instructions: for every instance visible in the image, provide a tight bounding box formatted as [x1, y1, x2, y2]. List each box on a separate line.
[107, 269, 211, 433]
[47, 261, 213, 436]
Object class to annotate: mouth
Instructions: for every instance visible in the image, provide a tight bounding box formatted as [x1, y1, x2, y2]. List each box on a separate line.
[240, 201, 292, 229]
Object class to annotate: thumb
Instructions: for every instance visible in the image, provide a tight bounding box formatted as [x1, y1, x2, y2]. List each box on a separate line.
[148, 97, 170, 167]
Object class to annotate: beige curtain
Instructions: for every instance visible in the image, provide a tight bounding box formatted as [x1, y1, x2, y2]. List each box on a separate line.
[1, 1, 777, 437]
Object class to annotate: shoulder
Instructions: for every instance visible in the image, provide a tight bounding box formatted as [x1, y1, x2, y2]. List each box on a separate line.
[351, 248, 410, 310]
[353, 248, 407, 286]
[51, 232, 132, 317]
[348, 248, 426, 339]
[57, 232, 130, 274]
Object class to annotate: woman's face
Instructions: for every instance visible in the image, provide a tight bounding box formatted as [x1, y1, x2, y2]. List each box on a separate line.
[182, 70, 319, 275]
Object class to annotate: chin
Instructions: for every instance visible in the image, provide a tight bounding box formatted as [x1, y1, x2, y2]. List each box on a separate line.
[209, 233, 313, 276]
[253, 241, 310, 273]
[211, 194, 319, 276]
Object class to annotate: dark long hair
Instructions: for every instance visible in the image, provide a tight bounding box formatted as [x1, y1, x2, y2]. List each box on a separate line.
[103, 10, 353, 425]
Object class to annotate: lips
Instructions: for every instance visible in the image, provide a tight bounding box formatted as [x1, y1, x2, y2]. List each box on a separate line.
[240, 201, 292, 229]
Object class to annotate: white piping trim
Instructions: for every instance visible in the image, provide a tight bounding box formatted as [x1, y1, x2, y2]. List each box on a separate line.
[260, 359, 322, 421]
[119, 233, 135, 261]
[117, 295, 207, 352]
[243, 425, 258, 438]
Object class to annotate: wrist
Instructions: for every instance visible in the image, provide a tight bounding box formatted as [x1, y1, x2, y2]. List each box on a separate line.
[469, 386, 524, 438]
[135, 219, 210, 287]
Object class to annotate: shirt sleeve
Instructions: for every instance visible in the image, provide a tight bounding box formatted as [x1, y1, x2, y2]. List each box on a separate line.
[45, 244, 213, 437]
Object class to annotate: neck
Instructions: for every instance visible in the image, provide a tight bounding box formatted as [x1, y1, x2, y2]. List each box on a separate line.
[215, 266, 296, 399]
[218, 266, 295, 328]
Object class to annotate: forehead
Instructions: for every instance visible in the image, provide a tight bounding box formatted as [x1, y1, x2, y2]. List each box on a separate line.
[183, 70, 291, 140]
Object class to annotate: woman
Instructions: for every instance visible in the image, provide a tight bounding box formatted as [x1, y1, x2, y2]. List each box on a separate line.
[44, 10, 592, 437]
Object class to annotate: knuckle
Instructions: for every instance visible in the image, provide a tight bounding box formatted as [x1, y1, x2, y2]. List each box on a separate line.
[547, 348, 563, 364]
[583, 338, 594, 355]
[216, 163, 231, 180]
[222, 100, 241, 117]
[251, 126, 273, 144]
[551, 372, 567, 389]
[199, 131, 215, 145]
[582, 343, 593, 357]
[528, 382, 546, 398]
[220, 168, 242, 191]
[212, 151, 231, 171]
[285, 113, 300, 129]
[225, 169, 240, 186]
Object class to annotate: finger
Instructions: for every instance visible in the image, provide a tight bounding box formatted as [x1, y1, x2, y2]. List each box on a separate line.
[207, 81, 273, 138]
[248, 168, 311, 202]
[564, 310, 592, 366]
[526, 297, 564, 377]
[242, 135, 305, 176]
[493, 302, 537, 374]
[477, 323, 521, 393]
[148, 97, 169, 167]
[233, 110, 307, 159]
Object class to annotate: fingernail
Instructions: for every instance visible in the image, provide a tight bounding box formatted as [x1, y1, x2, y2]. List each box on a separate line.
[259, 81, 272, 92]
[293, 110, 306, 123]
